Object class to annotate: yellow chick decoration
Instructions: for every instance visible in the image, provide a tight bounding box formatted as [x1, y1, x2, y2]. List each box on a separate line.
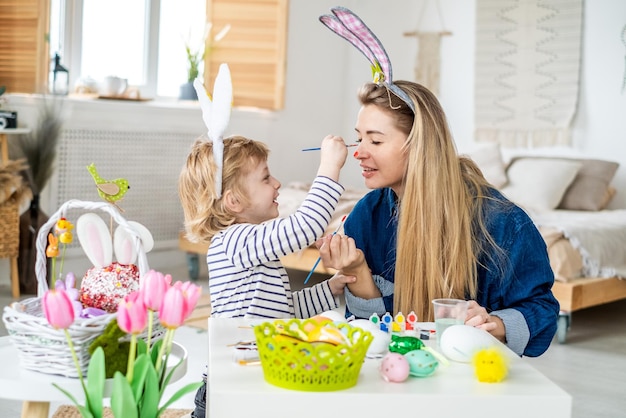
[472, 347, 509, 383]
[87, 163, 130, 205]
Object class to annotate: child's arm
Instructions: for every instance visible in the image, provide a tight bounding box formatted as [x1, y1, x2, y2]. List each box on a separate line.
[220, 135, 349, 268]
[292, 274, 355, 319]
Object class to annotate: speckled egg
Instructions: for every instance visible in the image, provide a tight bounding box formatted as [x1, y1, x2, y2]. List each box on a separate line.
[379, 352, 410, 383]
[405, 349, 439, 377]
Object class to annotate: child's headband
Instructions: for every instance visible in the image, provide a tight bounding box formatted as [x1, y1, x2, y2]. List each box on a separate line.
[319, 6, 415, 113]
[193, 63, 233, 198]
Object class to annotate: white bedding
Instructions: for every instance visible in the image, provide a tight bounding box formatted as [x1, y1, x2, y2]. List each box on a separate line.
[530, 209, 626, 279]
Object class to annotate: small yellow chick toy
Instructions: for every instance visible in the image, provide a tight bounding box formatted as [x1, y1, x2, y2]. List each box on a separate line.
[472, 347, 509, 383]
[87, 163, 130, 205]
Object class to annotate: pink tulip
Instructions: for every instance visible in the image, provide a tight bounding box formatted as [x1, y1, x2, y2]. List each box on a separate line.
[140, 270, 171, 311]
[177, 281, 202, 320]
[117, 291, 148, 335]
[42, 289, 76, 329]
[158, 286, 187, 329]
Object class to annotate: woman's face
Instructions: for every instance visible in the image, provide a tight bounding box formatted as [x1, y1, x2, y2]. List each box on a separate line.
[354, 104, 409, 197]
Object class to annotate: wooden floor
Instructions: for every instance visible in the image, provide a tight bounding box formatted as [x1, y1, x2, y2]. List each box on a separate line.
[2, 253, 626, 418]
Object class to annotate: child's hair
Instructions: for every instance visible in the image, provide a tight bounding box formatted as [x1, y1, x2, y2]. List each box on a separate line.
[178, 135, 270, 244]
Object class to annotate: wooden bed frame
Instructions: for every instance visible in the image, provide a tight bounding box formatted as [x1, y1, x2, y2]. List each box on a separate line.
[179, 233, 626, 343]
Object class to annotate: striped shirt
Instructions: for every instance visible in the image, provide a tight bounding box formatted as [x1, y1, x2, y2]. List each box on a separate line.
[207, 176, 345, 319]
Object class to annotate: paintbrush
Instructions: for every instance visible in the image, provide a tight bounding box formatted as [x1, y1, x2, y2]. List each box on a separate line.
[303, 214, 348, 285]
[301, 144, 358, 151]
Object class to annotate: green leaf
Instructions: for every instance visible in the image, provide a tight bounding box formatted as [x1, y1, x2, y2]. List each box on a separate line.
[160, 356, 184, 396]
[111, 372, 138, 418]
[131, 354, 151, 401]
[136, 338, 148, 357]
[52, 383, 95, 418]
[158, 381, 204, 415]
[139, 362, 160, 418]
[150, 339, 163, 365]
[86, 347, 105, 418]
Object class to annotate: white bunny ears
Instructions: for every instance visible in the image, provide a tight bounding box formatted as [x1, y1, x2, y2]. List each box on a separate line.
[76, 213, 154, 268]
[193, 63, 233, 198]
[320, 6, 415, 113]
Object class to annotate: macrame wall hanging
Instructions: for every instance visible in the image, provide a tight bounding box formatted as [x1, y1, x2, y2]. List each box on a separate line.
[474, 0, 583, 147]
[403, 0, 451, 97]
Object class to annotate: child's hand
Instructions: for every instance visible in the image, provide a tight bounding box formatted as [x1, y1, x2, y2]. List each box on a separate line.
[317, 134, 348, 181]
[328, 273, 356, 296]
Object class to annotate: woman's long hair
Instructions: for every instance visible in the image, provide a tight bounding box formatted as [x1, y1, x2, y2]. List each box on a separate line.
[358, 82, 499, 322]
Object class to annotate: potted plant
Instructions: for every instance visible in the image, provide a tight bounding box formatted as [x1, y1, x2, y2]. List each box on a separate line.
[179, 23, 230, 100]
[8, 97, 64, 293]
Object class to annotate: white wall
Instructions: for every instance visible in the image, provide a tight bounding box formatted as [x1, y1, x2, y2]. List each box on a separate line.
[6, 0, 626, 207]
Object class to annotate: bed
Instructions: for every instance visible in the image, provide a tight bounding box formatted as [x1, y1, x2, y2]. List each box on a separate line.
[179, 149, 626, 344]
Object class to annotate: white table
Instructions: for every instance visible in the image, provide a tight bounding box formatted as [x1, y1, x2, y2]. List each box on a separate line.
[0, 335, 188, 418]
[208, 318, 572, 418]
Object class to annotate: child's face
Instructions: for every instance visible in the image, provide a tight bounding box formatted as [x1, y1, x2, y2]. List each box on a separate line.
[238, 159, 281, 224]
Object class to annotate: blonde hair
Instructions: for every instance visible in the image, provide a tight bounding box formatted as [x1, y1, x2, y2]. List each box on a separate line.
[358, 82, 503, 322]
[178, 135, 269, 244]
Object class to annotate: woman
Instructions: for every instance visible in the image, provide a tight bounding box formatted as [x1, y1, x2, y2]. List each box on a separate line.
[319, 81, 559, 357]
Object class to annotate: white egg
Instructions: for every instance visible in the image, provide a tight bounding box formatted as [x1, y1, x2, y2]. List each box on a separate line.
[439, 324, 496, 363]
[348, 319, 390, 356]
[349, 319, 381, 333]
[366, 328, 391, 356]
[318, 310, 347, 323]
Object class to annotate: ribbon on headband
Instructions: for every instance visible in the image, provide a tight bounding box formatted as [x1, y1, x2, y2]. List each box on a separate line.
[319, 6, 415, 113]
[193, 63, 233, 198]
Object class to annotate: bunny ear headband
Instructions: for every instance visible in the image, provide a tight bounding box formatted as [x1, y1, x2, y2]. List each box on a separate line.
[193, 63, 233, 198]
[319, 6, 415, 113]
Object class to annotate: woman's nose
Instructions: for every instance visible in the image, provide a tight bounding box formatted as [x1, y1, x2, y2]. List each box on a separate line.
[353, 144, 364, 159]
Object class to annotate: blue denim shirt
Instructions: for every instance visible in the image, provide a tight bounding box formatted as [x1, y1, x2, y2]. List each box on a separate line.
[343, 187, 559, 357]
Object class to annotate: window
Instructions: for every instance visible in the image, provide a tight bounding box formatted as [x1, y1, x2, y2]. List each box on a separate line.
[47, 0, 287, 108]
[53, 0, 207, 99]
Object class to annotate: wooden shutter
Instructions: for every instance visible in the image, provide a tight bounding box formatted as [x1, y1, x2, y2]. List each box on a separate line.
[205, 0, 288, 110]
[0, 0, 50, 94]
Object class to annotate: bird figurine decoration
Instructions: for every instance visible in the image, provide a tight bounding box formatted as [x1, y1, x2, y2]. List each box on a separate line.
[87, 163, 130, 206]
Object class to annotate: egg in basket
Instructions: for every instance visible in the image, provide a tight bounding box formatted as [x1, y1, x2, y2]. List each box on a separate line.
[253, 317, 373, 391]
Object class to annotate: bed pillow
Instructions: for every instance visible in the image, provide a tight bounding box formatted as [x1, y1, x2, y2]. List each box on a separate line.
[557, 159, 619, 211]
[465, 142, 508, 188]
[500, 158, 582, 212]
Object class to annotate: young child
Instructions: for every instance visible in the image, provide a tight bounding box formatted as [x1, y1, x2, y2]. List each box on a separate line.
[178, 134, 354, 418]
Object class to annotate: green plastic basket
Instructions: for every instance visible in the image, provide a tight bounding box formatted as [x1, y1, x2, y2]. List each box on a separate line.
[253, 318, 373, 391]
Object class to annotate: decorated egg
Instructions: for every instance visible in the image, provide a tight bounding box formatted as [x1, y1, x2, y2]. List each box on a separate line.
[388, 334, 424, 355]
[405, 349, 439, 377]
[379, 352, 410, 383]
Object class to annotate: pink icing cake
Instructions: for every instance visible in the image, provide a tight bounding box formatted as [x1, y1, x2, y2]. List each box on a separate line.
[79, 262, 140, 313]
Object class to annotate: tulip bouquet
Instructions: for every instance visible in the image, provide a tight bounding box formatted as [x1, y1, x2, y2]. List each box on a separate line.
[42, 269, 204, 418]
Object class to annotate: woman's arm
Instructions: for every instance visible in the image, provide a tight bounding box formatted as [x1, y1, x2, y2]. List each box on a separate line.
[318, 234, 381, 299]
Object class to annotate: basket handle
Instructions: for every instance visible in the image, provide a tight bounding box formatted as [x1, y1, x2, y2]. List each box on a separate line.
[35, 199, 150, 297]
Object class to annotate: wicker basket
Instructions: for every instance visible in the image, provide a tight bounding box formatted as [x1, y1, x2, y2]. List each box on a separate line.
[1, 199, 156, 378]
[254, 319, 373, 392]
[0, 197, 19, 259]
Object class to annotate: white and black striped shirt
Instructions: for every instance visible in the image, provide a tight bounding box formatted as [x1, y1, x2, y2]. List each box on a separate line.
[207, 176, 345, 319]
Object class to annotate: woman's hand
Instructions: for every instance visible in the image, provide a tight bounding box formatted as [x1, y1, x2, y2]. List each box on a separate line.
[317, 234, 365, 274]
[318, 234, 380, 299]
[465, 300, 506, 343]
